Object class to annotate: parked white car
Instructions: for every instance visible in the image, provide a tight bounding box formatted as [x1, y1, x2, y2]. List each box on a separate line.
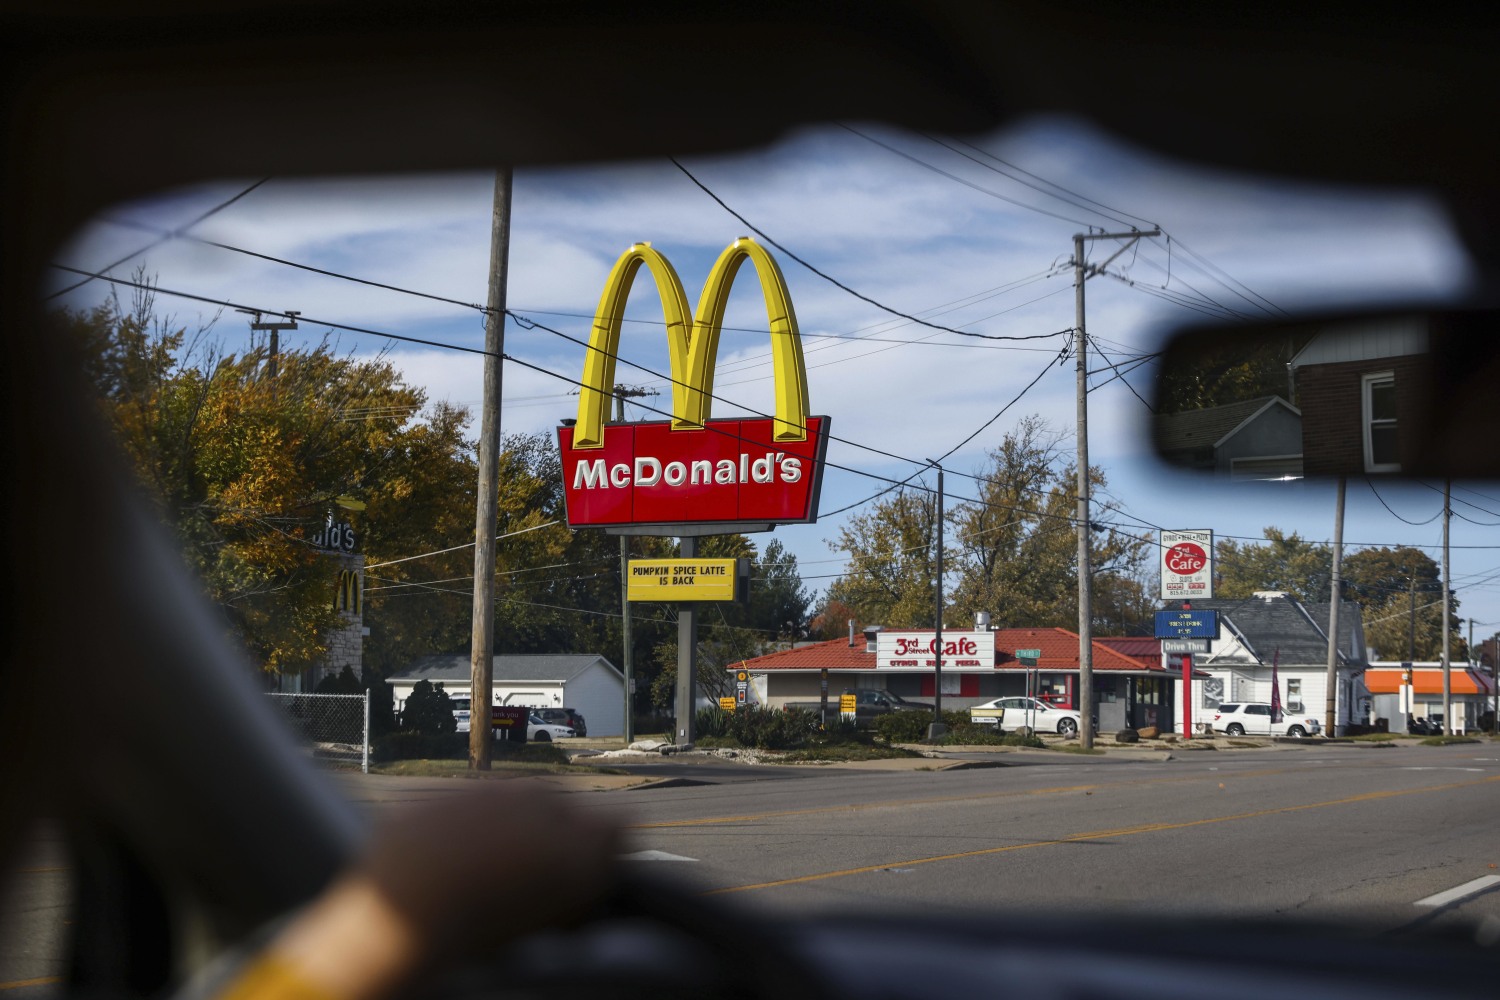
[1211, 703, 1321, 738]
[970, 696, 1085, 737]
[451, 697, 472, 734]
[527, 714, 575, 742]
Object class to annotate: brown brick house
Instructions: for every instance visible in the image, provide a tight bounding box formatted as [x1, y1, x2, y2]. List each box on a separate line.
[1288, 317, 1430, 477]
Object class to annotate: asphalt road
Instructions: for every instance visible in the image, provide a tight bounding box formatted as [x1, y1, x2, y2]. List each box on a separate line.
[5, 741, 1500, 994]
[574, 742, 1500, 937]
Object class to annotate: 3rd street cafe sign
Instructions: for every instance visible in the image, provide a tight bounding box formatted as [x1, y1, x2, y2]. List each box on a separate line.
[876, 632, 996, 669]
[1160, 529, 1213, 602]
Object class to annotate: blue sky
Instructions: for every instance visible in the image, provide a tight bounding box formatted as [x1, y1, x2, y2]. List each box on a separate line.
[47, 116, 1500, 649]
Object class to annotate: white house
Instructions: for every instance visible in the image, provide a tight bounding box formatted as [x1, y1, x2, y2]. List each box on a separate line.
[387, 653, 626, 737]
[1173, 591, 1370, 734]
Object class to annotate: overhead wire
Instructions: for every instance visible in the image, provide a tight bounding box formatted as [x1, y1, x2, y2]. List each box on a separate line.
[48, 177, 272, 301]
[669, 157, 1073, 344]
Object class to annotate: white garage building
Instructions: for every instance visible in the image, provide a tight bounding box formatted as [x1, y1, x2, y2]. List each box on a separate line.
[388, 653, 625, 737]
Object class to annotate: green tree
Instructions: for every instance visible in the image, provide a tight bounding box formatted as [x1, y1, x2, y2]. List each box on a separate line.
[946, 417, 1151, 633]
[67, 293, 481, 678]
[825, 417, 1150, 634]
[1156, 327, 1314, 413]
[1213, 528, 1332, 603]
[825, 487, 937, 628]
[647, 536, 814, 710]
[1343, 545, 1461, 660]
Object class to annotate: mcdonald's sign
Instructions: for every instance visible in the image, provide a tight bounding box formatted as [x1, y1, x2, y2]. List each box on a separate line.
[557, 239, 830, 532]
[334, 569, 361, 614]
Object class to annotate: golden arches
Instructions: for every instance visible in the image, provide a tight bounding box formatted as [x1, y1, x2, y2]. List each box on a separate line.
[334, 569, 361, 614]
[571, 239, 810, 449]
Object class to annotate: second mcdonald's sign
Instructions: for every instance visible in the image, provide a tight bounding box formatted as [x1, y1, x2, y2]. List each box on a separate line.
[557, 239, 830, 532]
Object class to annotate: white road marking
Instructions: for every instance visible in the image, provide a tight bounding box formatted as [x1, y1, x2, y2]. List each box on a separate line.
[1401, 767, 1483, 772]
[620, 850, 699, 862]
[1414, 875, 1500, 908]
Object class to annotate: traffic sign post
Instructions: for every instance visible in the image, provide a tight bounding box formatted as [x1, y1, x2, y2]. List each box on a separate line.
[1182, 653, 1194, 740]
[1155, 610, 1217, 739]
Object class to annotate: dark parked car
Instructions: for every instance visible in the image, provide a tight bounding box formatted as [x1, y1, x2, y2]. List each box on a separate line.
[533, 708, 586, 736]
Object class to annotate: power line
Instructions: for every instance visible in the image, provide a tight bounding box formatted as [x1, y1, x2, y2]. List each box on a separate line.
[1086, 334, 1155, 413]
[48, 178, 271, 301]
[1366, 478, 1444, 525]
[669, 157, 1073, 344]
[924, 131, 1160, 231]
[838, 125, 1101, 228]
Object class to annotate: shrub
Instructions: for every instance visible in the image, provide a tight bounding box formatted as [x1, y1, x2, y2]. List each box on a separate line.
[873, 710, 931, 744]
[314, 665, 362, 695]
[942, 725, 1043, 748]
[695, 707, 731, 739]
[722, 707, 820, 750]
[372, 731, 467, 762]
[400, 679, 456, 737]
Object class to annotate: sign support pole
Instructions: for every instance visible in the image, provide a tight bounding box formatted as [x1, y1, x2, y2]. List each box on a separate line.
[675, 535, 699, 745]
[1182, 653, 1193, 739]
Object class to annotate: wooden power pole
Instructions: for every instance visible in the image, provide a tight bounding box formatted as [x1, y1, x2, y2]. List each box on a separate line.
[470, 168, 513, 771]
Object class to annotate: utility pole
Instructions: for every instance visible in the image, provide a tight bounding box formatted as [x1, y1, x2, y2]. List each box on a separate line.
[470, 168, 513, 771]
[928, 461, 946, 741]
[1442, 480, 1452, 735]
[1408, 571, 1417, 663]
[1325, 476, 1345, 736]
[239, 309, 300, 398]
[1492, 633, 1499, 734]
[1073, 228, 1158, 749]
[613, 385, 656, 744]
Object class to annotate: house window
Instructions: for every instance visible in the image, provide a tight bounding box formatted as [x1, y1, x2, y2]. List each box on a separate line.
[1286, 678, 1303, 712]
[1362, 372, 1399, 472]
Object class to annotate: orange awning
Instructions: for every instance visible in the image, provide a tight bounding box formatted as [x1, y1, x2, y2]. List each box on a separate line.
[1365, 668, 1496, 696]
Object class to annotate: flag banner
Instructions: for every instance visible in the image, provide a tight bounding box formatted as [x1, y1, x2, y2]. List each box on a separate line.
[1270, 648, 1283, 723]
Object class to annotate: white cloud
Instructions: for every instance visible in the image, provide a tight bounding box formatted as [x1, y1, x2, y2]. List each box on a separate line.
[50, 118, 1492, 619]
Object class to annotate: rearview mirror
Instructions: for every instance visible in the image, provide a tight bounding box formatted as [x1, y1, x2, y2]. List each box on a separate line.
[1152, 307, 1500, 480]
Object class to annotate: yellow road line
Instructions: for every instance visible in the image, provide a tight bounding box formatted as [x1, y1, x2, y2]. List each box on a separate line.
[706, 773, 1500, 895]
[630, 766, 1299, 830]
[0, 977, 61, 991]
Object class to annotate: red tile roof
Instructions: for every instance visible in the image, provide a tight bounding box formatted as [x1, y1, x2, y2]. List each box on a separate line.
[990, 628, 1162, 672]
[1095, 636, 1164, 670]
[728, 638, 873, 671]
[729, 629, 1164, 672]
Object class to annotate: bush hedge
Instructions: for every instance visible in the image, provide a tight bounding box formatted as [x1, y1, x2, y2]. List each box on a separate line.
[372, 731, 467, 762]
[694, 706, 822, 750]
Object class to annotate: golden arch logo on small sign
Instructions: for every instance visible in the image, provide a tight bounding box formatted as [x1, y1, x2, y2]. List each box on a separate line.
[557, 239, 830, 532]
[334, 569, 361, 614]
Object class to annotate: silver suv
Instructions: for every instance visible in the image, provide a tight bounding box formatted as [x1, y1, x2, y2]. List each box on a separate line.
[1211, 703, 1321, 738]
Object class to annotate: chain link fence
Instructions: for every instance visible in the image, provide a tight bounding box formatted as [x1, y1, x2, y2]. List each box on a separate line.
[265, 691, 370, 772]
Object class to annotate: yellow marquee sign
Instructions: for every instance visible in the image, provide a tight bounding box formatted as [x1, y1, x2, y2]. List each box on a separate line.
[627, 559, 738, 602]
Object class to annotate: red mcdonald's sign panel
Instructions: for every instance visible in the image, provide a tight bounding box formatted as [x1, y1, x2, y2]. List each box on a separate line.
[557, 239, 829, 532]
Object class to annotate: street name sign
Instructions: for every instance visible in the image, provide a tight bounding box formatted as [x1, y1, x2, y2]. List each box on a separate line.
[1154, 610, 1218, 639]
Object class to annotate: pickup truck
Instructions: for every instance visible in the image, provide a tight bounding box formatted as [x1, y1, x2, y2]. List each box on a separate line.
[785, 689, 933, 726]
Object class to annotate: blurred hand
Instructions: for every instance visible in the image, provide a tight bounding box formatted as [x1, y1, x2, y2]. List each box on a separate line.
[231, 781, 620, 1000]
[359, 779, 621, 953]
